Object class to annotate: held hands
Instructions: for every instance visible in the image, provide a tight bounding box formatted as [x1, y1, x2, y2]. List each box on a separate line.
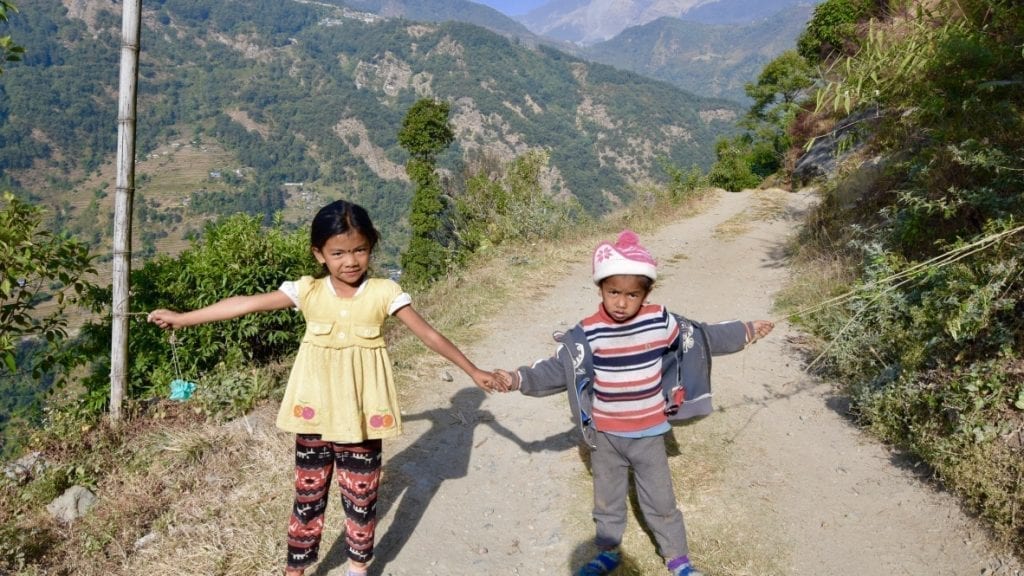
[493, 369, 519, 392]
[468, 369, 519, 393]
[470, 369, 512, 393]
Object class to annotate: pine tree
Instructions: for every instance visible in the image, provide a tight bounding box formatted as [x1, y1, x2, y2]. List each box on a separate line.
[398, 99, 454, 288]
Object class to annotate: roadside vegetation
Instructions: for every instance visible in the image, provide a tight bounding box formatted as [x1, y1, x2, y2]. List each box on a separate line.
[775, 0, 1024, 554]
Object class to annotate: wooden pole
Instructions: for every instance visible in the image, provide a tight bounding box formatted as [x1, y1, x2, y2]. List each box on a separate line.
[110, 0, 142, 421]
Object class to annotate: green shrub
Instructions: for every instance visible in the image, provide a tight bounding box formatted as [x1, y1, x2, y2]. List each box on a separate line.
[194, 361, 288, 422]
[706, 138, 762, 191]
[74, 213, 316, 412]
[797, 0, 876, 61]
[0, 192, 97, 376]
[455, 150, 584, 253]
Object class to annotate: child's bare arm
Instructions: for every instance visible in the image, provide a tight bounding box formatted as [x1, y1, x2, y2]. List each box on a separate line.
[148, 291, 293, 330]
[393, 304, 498, 392]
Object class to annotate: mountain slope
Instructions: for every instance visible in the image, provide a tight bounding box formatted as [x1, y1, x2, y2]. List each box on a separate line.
[683, 0, 815, 24]
[0, 0, 741, 264]
[582, 5, 815, 102]
[339, 0, 536, 39]
[519, 0, 702, 45]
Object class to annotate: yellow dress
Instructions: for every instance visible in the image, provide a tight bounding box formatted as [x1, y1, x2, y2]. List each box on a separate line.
[275, 276, 404, 442]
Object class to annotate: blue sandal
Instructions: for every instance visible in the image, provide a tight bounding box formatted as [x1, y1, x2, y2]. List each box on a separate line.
[576, 550, 621, 576]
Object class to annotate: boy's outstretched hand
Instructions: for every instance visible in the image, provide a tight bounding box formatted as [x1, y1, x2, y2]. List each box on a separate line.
[748, 320, 775, 343]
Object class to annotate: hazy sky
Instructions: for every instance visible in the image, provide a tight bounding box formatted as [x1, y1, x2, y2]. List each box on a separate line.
[472, 0, 549, 16]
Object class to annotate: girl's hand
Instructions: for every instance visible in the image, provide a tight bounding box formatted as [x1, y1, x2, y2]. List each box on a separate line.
[470, 369, 501, 393]
[148, 309, 184, 330]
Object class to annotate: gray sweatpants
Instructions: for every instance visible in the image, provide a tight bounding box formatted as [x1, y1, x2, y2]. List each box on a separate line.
[591, 431, 689, 560]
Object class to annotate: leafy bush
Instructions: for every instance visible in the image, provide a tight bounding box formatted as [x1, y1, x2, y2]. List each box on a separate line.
[455, 150, 585, 253]
[706, 137, 762, 191]
[797, 0, 877, 61]
[0, 192, 97, 375]
[73, 214, 317, 412]
[193, 361, 288, 422]
[0, 192, 98, 455]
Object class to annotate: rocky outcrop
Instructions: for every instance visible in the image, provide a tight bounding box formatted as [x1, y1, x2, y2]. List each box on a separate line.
[793, 108, 880, 185]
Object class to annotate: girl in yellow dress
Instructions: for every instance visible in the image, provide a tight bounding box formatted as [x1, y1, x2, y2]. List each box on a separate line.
[148, 199, 498, 576]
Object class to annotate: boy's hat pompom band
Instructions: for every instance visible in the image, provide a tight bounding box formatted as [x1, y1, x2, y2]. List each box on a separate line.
[592, 230, 657, 284]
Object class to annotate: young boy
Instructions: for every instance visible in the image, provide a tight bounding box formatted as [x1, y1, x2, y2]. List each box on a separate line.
[495, 230, 773, 576]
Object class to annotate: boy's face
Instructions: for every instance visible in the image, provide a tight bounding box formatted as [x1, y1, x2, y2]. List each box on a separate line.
[598, 274, 651, 323]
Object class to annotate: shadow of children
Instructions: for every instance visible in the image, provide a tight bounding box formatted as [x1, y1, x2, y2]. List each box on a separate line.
[310, 387, 546, 575]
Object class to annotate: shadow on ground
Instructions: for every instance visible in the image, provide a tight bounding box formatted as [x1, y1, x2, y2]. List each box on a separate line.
[309, 387, 561, 576]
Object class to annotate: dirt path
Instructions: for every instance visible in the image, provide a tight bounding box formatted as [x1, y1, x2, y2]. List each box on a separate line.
[312, 189, 1022, 576]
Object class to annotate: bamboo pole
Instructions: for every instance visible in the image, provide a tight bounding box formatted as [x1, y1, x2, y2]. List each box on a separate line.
[110, 0, 142, 421]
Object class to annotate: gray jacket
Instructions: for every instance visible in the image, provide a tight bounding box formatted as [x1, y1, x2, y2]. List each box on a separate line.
[516, 314, 754, 449]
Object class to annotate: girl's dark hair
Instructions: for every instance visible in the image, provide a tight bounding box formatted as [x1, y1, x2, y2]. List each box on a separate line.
[310, 200, 380, 251]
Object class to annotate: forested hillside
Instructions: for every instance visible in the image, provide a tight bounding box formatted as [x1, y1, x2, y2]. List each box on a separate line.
[0, 0, 740, 264]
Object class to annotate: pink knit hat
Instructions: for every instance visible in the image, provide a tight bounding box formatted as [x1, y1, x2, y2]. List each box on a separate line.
[592, 230, 657, 284]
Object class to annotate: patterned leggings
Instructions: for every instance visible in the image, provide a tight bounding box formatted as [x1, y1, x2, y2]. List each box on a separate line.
[286, 434, 383, 570]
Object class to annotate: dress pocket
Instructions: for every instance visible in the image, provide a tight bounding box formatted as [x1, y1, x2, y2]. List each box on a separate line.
[354, 324, 381, 338]
[306, 321, 334, 336]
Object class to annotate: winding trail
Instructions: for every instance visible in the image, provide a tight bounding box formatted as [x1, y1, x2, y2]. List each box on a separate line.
[311, 189, 1022, 576]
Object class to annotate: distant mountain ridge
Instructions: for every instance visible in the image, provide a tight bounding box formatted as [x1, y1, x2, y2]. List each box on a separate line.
[340, 0, 537, 39]
[682, 0, 815, 24]
[519, 0, 702, 46]
[329, 0, 818, 104]
[581, 3, 816, 102]
[516, 0, 816, 45]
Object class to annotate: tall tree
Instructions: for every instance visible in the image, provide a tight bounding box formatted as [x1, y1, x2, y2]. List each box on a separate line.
[0, 1, 24, 72]
[398, 98, 455, 288]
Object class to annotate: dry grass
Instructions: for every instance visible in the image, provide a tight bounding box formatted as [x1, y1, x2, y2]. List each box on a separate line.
[713, 188, 791, 240]
[105, 404, 295, 576]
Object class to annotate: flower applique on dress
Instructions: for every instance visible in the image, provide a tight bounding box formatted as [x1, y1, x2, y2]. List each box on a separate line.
[292, 401, 320, 424]
[367, 408, 397, 431]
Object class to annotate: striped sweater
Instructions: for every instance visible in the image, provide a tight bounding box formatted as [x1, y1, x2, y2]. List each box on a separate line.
[583, 303, 680, 433]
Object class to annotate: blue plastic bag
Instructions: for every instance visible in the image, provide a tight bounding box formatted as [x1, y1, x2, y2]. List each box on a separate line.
[169, 379, 197, 401]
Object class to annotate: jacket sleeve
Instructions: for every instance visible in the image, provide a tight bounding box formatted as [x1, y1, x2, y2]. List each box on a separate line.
[515, 344, 574, 398]
[697, 320, 754, 356]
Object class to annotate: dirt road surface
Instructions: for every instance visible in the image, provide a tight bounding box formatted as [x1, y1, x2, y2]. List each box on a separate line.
[307, 189, 1023, 576]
